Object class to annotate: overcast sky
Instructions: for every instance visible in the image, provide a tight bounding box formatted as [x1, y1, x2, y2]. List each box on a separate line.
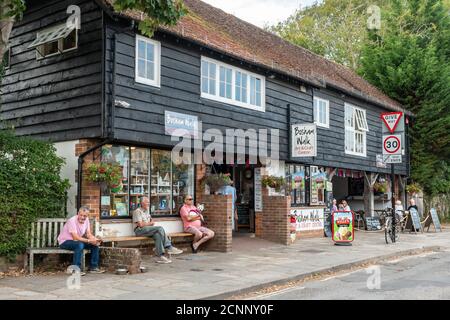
[202, 0, 320, 28]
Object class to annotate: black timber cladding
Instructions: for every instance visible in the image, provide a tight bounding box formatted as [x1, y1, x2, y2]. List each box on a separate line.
[0, 0, 103, 141]
[105, 19, 407, 175]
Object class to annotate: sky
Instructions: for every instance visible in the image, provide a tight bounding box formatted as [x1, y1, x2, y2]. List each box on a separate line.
[201, 0, 319, 29]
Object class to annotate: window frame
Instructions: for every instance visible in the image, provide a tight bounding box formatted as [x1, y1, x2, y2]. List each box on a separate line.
[34, 23, 78, 60]
[313, 97, 330, 128]
[135, 35, 161, 88]
[344, 103, 368, 157]
[200, 56, 265, 112]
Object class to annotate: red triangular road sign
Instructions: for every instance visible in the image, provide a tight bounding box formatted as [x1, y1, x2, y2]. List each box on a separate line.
[381, 112, 403, 133]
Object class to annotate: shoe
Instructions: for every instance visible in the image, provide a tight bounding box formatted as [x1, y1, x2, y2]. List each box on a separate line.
[166, 247, 183, 255]
[88, 268, 106, 274]
[156, 256, 172, 264]
[190, 243, 198, 254]
[66, 268, 86, 276]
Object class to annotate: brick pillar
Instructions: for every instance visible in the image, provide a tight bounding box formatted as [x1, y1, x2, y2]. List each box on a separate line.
[75, 139, 102, 219]
[260, 192, 291, 245]
[201, 194, 232, 252]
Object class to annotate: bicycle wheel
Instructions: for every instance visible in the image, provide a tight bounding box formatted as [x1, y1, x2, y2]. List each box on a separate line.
[385, 217, 393, 244]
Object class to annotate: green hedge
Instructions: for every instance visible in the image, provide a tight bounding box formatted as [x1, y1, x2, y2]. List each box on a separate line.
[0, 130, 70, 258]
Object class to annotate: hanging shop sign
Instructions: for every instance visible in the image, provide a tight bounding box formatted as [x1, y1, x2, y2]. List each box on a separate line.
[332, 211, 354, 243]
[291, 123, 317, 157]
[165, 111, 199, 138]
[290, 208, 324, 232]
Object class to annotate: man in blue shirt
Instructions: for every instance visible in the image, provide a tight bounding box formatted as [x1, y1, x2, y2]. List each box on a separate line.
[218, 180, 238, 231]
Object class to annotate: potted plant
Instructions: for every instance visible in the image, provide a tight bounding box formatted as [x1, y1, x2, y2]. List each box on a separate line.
[262, 175, 286, 192]
[201, 173, 232, 194]
[406, 182, 421, 196]
[86, 162, 123, 191]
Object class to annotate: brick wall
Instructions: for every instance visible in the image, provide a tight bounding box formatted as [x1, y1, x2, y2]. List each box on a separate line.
[75, 139, 102, 218]
[100, 247, 141, 274]
[201, 194, 232, 252]
[259, 194, 291, 245]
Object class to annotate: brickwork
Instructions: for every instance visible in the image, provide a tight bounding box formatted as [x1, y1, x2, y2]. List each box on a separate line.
[255, 213, 262, 237]
[75, 139, 102, 218]
[259, 194, 291, 245]
[100, 247, 141, 274]
[201, 194, 232, 252]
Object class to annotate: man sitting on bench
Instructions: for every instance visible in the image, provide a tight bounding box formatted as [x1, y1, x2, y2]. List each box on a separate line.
[133, 197, 183, 264]
[58, 206, 105, 275]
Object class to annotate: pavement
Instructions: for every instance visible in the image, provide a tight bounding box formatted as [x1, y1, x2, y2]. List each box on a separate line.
[1, 229, 450, 300]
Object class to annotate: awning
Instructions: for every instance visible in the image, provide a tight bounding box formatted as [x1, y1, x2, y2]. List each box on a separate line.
[28, 24, 75, 49]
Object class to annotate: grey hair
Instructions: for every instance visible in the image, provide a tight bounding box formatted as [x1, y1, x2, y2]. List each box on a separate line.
[79, 206, 90, 213]
[140, 196, 149, 204]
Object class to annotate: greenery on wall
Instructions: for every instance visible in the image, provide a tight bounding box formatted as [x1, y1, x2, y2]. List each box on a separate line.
[0, 130, 70, 258]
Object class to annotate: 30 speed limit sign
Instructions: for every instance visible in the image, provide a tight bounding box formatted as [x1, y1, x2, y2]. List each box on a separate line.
[383, 135, 401, 155]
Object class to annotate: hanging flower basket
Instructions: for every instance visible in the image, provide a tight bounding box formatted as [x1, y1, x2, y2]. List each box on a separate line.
[201, 173, 232, 194]
[373, 181, 388, 194]
[262, 176, 285, 192]
[406, 182, 421, 195]
[86, 162, 123, 188]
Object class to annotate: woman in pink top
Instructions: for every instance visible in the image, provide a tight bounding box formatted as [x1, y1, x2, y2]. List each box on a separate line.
[180, 195, 215, 253]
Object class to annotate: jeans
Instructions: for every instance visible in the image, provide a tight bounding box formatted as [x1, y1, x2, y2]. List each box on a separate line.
[135, 226, 172, 256]
[60, 240, 99, 269]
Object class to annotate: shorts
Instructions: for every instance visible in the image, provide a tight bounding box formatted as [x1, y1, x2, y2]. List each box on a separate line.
[185, 226, 212, 235]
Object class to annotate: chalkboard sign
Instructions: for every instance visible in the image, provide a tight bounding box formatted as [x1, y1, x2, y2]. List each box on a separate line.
[237, 204, 250, 227]
[365, 217, 382, 231]
[409, 208, 422, 232]
[430, 208, 442, 232]
[323, 209, 332, 237]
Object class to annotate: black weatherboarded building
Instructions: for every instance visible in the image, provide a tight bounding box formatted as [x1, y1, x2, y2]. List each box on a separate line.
[1, 0, 412, 245]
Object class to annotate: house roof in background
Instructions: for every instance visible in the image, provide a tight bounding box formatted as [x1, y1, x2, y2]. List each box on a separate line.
[101, 0, 410, 114]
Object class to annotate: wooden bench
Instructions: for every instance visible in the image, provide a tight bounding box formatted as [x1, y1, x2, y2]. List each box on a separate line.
[25, 218, 88, 274]
[101, 232, 194, 248]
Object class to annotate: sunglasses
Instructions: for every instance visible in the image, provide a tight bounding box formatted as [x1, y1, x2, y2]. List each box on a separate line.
[186, 198, 193, 201]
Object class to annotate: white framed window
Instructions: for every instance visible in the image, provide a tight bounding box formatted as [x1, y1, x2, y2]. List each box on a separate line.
[135, 35, 161, 87]
[29, 23, 78, 59]
[200, 56, 265, 112]
[313, 97, 329, 128]
[345, 103, 368, 157]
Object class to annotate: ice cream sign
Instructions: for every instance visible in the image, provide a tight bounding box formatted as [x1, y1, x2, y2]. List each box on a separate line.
[332, 211, 354, 243]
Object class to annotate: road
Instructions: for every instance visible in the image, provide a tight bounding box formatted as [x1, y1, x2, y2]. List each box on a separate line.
[250, 250, 450, 300]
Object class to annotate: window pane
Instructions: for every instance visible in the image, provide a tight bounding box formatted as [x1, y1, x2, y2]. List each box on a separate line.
[146, 61, 154, 80]
[130, 148, 150, 211]
[209, 63, 216, 78]
[250, 76, 256, 105]
[172, 155, 194, 214]
[42, 41, 58, 56]
[201, 60, 208, 77]
[209, 79, 216, 95]
[146, 43, 154, 61]
[256, 90, 261, 106]
[138, 59, 146, 78]
[151, 150, 172, 216]
[100, 145, 130, 218]
[201, 76, 208, 93]
[138, 40, 145, 59]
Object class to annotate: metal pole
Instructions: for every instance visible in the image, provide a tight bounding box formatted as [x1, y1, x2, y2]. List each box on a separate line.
[391, 163, 396, 242]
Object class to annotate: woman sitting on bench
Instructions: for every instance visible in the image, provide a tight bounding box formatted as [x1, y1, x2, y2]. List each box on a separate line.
[180, 195, 215, 253]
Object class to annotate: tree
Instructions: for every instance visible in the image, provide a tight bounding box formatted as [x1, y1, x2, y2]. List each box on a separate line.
[112, 0, 186, 36]
[359, 0, 450, 196]
[0, 0, 25, 63]
[267, 0, 390, 70]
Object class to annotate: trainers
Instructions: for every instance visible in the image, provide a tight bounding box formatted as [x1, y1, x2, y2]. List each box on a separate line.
[88, 268, 106, 274]
[155, 256, 172, 264]
[166, 247, 183, 255]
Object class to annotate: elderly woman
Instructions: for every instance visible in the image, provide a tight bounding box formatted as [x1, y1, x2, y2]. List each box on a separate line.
[180, 195, 215, 253]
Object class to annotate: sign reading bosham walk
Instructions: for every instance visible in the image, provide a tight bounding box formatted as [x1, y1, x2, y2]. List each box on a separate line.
[291, 123, 317, 157]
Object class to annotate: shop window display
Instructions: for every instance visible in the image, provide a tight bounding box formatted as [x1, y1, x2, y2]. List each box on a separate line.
[310, 166, 326, 205]
[286, 164, 309, 206]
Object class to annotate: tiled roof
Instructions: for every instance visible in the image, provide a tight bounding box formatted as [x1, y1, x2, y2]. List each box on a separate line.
[101, 0, 408, 114]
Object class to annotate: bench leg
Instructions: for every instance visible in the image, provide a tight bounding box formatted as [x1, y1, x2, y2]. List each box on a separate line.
[29, 253, 34, 275]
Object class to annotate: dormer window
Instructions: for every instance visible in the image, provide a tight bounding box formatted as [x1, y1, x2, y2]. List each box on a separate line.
[28, 23, 78, 59]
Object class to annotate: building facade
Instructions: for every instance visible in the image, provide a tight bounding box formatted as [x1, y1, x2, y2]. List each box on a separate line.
[1, 0, 412, 250]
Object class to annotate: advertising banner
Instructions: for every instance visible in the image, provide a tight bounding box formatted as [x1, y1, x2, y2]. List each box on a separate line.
[331, 211, 354, 243]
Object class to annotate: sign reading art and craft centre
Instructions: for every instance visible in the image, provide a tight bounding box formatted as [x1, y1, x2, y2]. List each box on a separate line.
[291, 123, 317, 157]
[164, 111, 199, 138]
[290, 208, 324, 232]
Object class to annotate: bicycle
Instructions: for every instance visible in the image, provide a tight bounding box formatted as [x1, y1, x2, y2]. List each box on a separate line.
[385, 208, 401, 244]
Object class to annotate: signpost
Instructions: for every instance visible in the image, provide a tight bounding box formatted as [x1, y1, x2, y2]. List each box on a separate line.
[380, 112, 404, 242]
[331, 211, 354, 245]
